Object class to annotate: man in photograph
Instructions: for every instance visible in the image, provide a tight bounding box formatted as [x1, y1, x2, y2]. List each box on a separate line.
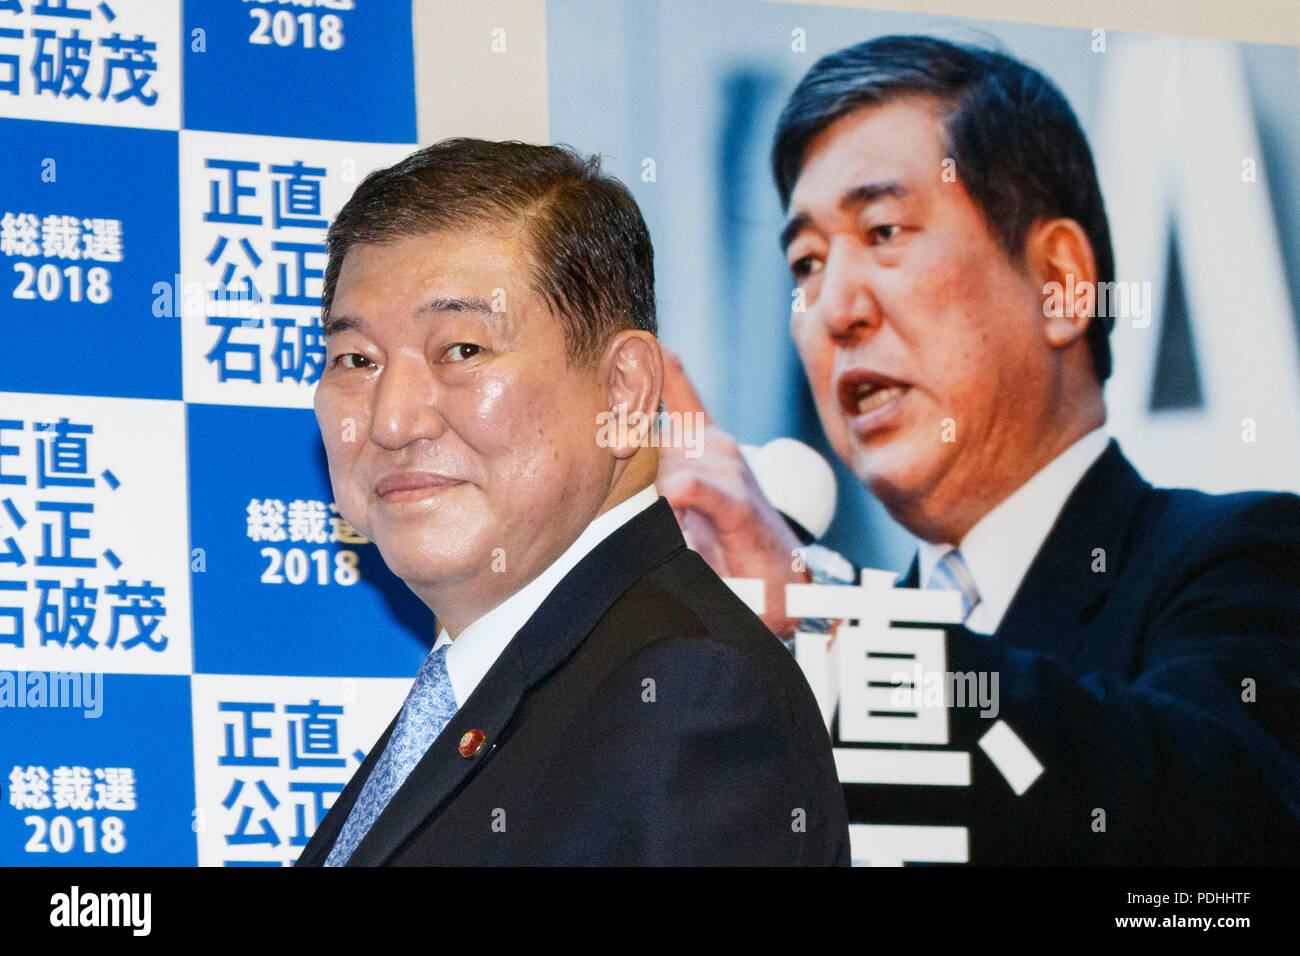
[659, 35, 1300, 864]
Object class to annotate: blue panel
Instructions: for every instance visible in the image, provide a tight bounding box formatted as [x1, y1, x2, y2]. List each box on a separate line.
[187, 402, 431, 677]
[0, 673, 196, 865]
[0, 118, 180, 400]
[183, 0, 416, 143]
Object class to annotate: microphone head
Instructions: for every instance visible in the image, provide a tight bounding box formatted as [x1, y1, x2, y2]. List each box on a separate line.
[740, 437, 838, 541]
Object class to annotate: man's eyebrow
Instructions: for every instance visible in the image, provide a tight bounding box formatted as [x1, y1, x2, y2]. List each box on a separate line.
[322, 314, 364, 338]
[322, 296, 496, 338]
[779, 213, 810, 253]
[417, 295, 496, 316]
[779, 180, 908, 251]
[840, 180, 907, 210]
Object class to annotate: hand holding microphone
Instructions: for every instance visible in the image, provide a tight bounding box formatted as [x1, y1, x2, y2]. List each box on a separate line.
[656, 347, 837, 637]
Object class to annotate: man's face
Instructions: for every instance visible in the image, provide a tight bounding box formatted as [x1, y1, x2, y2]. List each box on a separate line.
[782, 96, 1053, 536]
[314, 223, 612, 606]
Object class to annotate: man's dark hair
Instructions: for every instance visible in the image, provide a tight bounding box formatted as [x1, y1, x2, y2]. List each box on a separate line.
[322, 138, 656, 363]
[772, 35, 1115, 382]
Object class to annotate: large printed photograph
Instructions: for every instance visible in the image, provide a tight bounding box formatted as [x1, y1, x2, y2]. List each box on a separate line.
[1, 0, 1297, 874]
[546, 0, 1300, 865]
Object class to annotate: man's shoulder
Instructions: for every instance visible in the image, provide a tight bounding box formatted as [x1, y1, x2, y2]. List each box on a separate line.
[1126, 477, 1300, 563]
[996, 448, 1300, 647]
[1063, 442, 1299, 565]
[628, 547, 792, 653]
[1087, 462, 1300, 633]
[574, 546, 811, 707]
[509, 544, 848, 866]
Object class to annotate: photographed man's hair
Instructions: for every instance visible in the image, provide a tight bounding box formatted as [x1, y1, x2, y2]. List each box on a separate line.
[322, 138, 656, 363]
[772, 35, 1116, 383]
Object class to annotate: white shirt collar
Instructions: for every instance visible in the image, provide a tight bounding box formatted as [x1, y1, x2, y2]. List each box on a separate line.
[917, 427, 1110, 634]
[430, 484, 659, 706]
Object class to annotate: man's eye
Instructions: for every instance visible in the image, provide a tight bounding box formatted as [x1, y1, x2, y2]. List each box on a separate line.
[334, 353, 373, 369]
[447, 343, 483, 362]
[870, 224, 902, 244]
[791, 255, 823, 279]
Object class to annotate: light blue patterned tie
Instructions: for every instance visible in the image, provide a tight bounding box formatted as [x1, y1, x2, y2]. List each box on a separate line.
[325, 643, 458, 866]
[927, 547, 982, 624]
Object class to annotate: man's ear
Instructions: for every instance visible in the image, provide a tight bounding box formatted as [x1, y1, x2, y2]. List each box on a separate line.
[598, 330, 663, 460]
[1028, 217, 1098, 349]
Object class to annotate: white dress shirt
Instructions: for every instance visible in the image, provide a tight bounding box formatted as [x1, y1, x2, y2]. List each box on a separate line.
[917, 427, 1110, 635]
[428, 484, 659, 707]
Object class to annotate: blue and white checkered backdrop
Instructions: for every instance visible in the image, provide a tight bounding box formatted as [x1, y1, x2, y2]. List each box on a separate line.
[2, 0, 427, 866]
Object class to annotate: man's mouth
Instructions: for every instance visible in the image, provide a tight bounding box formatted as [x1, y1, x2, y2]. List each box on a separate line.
[375, 471, 466, 501]
[837, 370, 912, 422]
[854, 383, 909, 415]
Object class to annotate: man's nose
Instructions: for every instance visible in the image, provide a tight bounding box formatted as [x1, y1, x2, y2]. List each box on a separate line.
[368, 354, 448, 449]
[816, 242, 882, 343]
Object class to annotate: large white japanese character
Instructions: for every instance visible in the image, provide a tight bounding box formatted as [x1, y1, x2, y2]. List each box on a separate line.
[51, 765, 95, 810]
[0, 212, 41, 257]
[8, 765, 52, 810]
[82, 218, 124, 262]
[787, 569, 965, 743]
[94, 767, 137, 811]
[41, 214, 82, 260]
[246, 498, 287, 542]
[287, 499, 330, 544]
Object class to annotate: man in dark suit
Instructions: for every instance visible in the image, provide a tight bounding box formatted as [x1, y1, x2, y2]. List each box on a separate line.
[657, 36, 1300, 863]
[296, 138, 849, 866]
[865, 437, 1300, 864]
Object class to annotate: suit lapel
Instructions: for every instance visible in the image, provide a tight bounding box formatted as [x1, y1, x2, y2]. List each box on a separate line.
[901, 554, 919, 588]
[345, 496, 687, 866]
[992, 439, 1148, 660]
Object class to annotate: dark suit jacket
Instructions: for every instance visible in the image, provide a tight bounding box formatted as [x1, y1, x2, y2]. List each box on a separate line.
[840, 439, 1300, 864]
[296, 496, 850, 866]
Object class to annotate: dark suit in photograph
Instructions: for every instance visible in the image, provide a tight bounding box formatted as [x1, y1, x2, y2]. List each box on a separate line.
[843, 439, 1300, 864]
[297, 496, 851, 866]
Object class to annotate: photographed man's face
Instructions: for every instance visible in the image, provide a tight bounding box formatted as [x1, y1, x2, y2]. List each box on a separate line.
[314, 222, 612, 605]
[782, 96, 1053, 535]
